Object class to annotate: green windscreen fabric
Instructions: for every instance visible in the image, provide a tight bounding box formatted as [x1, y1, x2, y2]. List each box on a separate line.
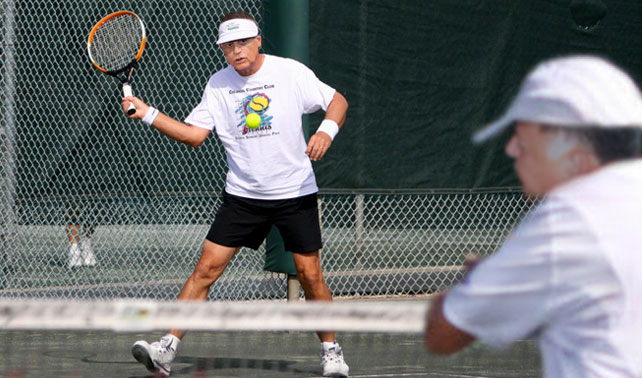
[308, 0, 642, 189]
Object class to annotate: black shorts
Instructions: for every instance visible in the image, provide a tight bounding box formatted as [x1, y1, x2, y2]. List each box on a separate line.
[206, 192, 322, 253]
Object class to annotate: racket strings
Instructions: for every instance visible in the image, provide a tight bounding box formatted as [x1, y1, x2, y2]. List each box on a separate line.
[90, 15, 143, 73]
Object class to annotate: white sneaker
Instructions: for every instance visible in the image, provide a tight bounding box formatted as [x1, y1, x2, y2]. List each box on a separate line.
[321, 341, 349, 377]
[68, 244, 83, 268]
[80, 239, 96, 266]
[132, 335, 179, 377]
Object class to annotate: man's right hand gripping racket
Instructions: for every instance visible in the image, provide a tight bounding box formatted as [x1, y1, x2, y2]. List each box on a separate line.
[87, 11, 146, 115]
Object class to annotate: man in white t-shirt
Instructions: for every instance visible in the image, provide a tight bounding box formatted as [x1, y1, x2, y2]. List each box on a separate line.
[122, 12, 349, 377]
[425, 55, 642, 377]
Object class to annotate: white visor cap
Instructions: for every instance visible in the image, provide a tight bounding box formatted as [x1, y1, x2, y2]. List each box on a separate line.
[217, 18, 259, 45]
[473, 55, 642, 143]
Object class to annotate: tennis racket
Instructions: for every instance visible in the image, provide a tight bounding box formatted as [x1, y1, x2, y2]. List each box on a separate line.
[87, 11, 146, 115]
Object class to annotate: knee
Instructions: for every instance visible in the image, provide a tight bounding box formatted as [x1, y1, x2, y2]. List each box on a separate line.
[296, 265, 324, 288]
[192, 260, 225, 284]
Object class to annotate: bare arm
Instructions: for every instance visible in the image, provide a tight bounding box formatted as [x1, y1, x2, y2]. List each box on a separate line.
[122, 96, 210, 148]
[324, 91, 348, 127]
[306, 91, 349, 161]
[424, 293, 476, 355]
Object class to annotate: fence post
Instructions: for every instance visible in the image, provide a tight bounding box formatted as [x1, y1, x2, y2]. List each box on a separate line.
[262, 0, 310, 301]
[1, 0, 17, 289]
[354, 194, 364, 269]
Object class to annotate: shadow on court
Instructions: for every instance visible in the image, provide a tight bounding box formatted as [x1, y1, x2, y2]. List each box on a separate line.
[0, 330, 540, 377]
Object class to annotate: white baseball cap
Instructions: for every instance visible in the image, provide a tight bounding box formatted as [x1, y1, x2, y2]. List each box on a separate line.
[473, 55, 642, 143]
[217, 18, 259, 45]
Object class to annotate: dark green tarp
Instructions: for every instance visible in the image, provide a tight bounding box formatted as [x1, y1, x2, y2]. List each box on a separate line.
[308, 0, 642, 189]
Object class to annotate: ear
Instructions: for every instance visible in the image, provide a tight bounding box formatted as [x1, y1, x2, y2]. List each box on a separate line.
[505, 133, 519, 158]
[557, 154, 578, 179]
[566, 149, 600, 176]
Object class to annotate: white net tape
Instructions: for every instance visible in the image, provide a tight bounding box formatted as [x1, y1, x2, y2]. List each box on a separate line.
[0, 299, 427, 333]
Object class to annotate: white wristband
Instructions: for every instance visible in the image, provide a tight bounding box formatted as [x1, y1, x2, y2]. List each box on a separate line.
[142, 106, 159, 125]
[316, 119, 339, 141]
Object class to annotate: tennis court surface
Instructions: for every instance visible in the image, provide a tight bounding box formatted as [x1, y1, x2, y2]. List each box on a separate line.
[0, 299, 540, 378]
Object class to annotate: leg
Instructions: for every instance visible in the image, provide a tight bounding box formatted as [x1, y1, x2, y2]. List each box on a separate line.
[292, 250, 334, 342]
[66, 204, 84, 268]
[67, 224, 80, 244]
[80, 224, 97, 266]
[294, 250, 349, 377]
[66, 224, 83, 268]
[67, 204, 80, 244]
[169, 240, 240, 339]
[132, 240, 240, 376]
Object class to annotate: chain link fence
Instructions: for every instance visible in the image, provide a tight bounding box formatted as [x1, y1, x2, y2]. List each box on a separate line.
[1, 191, 534, 300]
[0, 0, 535, 300]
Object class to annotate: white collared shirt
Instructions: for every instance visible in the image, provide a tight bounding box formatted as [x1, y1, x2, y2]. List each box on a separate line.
[444, 160, 642, 377]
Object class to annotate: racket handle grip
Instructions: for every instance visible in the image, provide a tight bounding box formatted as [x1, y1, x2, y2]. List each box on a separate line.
[122, 83, 136, 116]
[126, 103, 136, 116]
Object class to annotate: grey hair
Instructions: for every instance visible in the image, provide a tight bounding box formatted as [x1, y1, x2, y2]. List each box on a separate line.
[540, 124, 642, 163]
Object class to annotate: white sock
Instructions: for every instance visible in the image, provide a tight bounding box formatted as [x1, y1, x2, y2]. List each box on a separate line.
[162, 334, 181, 350]
[322, 340, 338, 351]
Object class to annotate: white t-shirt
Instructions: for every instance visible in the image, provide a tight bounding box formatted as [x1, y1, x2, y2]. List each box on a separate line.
[185, 54, 336, 199]
[443, 159, 642, 378]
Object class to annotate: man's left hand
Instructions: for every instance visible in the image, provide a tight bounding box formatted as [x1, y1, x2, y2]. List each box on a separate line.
[306, 132, 332, 161]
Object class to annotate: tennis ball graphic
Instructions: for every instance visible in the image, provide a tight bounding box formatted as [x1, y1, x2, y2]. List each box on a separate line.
[250, 96, 269, 112]
[245, 113, 261, 129]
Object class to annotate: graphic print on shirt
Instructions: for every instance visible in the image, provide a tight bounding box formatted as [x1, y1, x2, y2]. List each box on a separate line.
[236, 93, 273, 135]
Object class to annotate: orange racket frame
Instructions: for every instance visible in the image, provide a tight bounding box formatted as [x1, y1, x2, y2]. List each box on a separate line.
[87, 10, 146, 74]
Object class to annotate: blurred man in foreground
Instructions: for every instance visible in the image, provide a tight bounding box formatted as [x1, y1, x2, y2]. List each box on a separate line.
[425, 55, 642, 377]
